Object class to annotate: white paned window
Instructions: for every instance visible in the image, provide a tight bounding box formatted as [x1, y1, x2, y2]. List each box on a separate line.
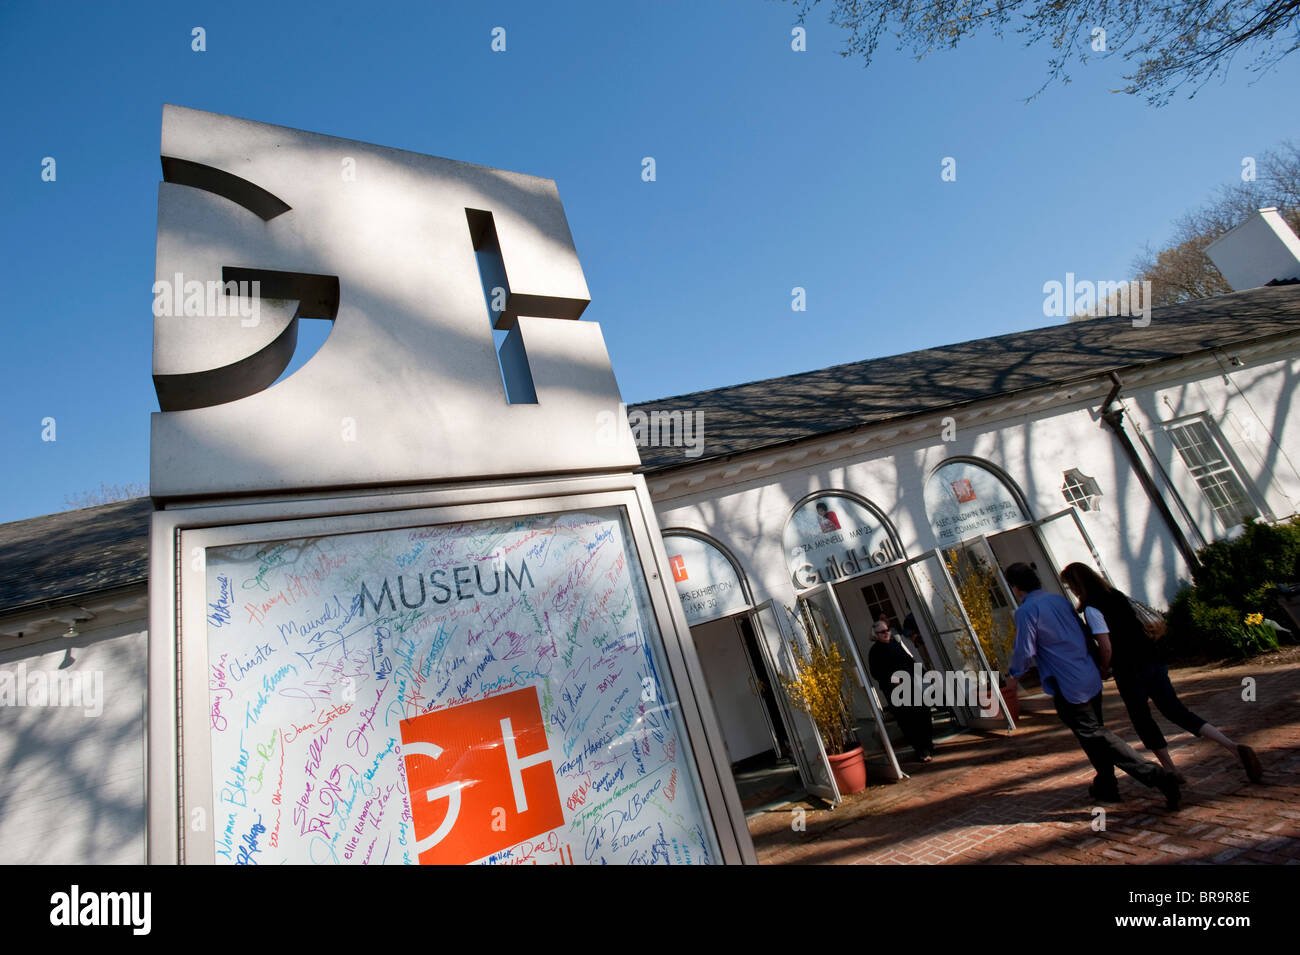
[1164, 418, 1257, 531]
[1061, 468, 1102, 512]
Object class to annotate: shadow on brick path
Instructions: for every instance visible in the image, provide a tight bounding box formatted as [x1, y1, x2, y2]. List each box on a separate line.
[749, 656, 1300, 865]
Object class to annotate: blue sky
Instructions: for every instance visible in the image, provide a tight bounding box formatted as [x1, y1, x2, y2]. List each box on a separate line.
[1, 1, 1295, 523]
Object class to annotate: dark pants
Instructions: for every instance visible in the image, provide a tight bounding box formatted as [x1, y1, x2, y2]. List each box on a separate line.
[888, 704, 934, 758]
[1113, 663, 1207, 752]
[1053, 692, 1167, 790]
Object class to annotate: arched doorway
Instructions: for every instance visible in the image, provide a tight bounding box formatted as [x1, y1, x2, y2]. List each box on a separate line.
[918, 457, 1111, 715]
[925, 456, 1112, 600]
[779, 491, 932, 781]
[661, 530, 808, 806]
[920, 458, 1033, 679]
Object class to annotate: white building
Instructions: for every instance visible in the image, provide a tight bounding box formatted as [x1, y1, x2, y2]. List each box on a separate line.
[639, 283, 1300, 798]
[3, 281, 1299, 861]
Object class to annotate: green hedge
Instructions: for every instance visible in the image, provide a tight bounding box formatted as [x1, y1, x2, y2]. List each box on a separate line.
[1163, 517, 1300, 660]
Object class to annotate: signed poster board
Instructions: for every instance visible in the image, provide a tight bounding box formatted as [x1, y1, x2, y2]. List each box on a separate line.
[202, 507, 720, 865]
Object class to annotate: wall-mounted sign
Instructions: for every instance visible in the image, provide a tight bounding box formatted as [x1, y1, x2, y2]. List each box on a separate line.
[784, 495, 902, 589]
[925, 461, 1029, 548]
[662, 534, 749, 626]
[201, 508, 720, 865]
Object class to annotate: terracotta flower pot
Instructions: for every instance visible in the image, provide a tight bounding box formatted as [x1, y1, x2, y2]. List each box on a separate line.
[1001, 686, 1020, 722]
[827, 744, 867, 795]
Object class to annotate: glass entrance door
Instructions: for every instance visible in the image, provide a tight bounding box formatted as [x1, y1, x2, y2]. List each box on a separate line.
[797, 584, 905, 781]
[941, 535, 1018, 674]
[1031, 507, 1112, 584]
[746, 601, 839, 804]
[902, 549, 1015, 731]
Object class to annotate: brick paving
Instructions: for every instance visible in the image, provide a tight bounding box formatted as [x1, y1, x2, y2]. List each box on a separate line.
[749, 653, 1300, 865]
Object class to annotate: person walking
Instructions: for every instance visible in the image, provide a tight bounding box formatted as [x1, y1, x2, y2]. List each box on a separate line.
[1060, 561, 1263, 784]
[1002, 562, 1182, 808]
[868, 619, 935, 762]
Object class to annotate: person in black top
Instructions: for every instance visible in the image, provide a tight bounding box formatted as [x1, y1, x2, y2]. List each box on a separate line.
[868, 619, 934, 762]
[1060, 562, 1262, 784]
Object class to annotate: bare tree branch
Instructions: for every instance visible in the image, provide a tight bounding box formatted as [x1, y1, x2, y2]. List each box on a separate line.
[64, 481, 149, 510]
[787, 0, 1300, 104]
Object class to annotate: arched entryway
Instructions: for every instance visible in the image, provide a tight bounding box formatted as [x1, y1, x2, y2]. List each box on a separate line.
[780, 491, 934, 783]
[661, 530, 805, 807]
[918, 457, 1112, 706]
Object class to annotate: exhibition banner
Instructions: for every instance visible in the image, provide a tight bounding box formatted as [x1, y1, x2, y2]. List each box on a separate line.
[925, 463, 1028, 548]
[662, 534, 749, 625]
[784, 495, 901, 588]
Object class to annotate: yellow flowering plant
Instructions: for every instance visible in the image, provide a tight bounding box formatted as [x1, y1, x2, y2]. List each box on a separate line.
[943, 547, 1016, 671]
[777, 605, 856, 755]
[1235, 611, 1279, 656]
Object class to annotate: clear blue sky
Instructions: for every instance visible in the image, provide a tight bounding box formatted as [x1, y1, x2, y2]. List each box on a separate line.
[1, 1, 1295, 523]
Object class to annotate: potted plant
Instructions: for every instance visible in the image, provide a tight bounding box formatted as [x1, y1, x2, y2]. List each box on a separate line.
[778, 605, 867, 795]
[943, 547, 1016, 672]
[938, 548, 1019, 720]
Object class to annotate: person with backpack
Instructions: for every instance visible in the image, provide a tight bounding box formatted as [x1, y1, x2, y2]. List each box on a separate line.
[1059, 562, 1263, 784]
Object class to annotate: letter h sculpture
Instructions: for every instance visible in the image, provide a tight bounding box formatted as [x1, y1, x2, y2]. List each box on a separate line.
[146, 107, 752, 866]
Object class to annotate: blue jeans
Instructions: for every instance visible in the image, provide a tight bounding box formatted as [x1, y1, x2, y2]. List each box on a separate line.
[1113, 662, 1207, 752]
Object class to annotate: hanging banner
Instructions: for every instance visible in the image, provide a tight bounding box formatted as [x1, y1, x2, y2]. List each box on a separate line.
[783, 495, 902, 589]
[662, 535, 749, 626]
[202, 507, 719, 865]
[925, 461, 1029, 548]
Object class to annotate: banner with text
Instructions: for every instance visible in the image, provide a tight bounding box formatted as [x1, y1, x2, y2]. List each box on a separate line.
[924, 462, 1029, 549]
[784, 494, 902, 589]
[662, 534, 749, 626]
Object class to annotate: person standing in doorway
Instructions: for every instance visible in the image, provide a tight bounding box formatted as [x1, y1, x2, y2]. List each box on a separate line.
[878, 611, 922, 665]
[1060, 562, 1263, 784]
[1002, 562, 1182, 808]
[869, 619, 934, 762]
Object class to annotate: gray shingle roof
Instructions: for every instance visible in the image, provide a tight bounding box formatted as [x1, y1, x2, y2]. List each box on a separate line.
[629, 284, 1300, 471]
[2, 283, 1299, 613]
[0, 497, 153, 614]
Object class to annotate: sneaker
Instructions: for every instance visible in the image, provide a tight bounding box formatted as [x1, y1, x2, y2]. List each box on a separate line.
[1089, 780, 1121, 803]
[1157, 773, 1182, 811]
[1238, 745, 1263, 783]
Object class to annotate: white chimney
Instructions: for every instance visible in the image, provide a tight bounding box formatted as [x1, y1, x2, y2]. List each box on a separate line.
[1205, 207, 1300, 291]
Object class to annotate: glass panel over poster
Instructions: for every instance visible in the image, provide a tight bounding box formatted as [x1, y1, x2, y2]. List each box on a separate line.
[661, 533, 750, 626]
[202, 507, 720, 865]
[783, 494, 904, 590]
[925, 461, 1029, 549]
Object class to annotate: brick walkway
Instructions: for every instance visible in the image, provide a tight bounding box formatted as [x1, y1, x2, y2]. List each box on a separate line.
[749, 653, 1300, 864]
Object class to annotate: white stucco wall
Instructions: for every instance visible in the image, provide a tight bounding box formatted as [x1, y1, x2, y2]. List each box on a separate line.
[649, 352, 1300, 624]
[0, 616, 148, 864]
[1124, 350, 1300, 546]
